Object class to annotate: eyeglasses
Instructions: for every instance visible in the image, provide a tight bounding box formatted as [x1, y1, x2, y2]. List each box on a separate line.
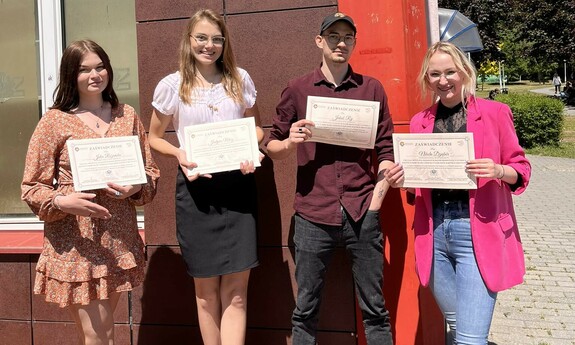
[190, 34, 226, 47]
[427, 70, 459, 81]
[322, 33, 356, 46]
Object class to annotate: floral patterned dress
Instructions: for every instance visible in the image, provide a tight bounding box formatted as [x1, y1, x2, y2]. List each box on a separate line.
[21, 104, 160, 307]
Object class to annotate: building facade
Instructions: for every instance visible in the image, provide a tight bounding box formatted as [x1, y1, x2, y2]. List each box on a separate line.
[0, 1, 442, 344]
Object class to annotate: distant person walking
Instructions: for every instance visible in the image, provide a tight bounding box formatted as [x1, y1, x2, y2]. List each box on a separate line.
[553, 73, 562, 94]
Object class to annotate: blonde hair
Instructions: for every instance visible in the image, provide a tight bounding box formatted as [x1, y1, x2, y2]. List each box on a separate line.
[178, 9, 244, 105]
[417, 41, 476, 105]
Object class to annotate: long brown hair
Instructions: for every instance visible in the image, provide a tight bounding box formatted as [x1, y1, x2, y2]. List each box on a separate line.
[51, 40, 119, 111]
[417, 41, 476, 105]
[178, 9, 244, 105]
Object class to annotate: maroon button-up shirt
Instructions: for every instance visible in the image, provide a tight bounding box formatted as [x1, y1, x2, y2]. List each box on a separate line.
[267, 65, 394, 226]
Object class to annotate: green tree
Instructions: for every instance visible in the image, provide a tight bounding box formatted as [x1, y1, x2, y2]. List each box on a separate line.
[497, 28, 534, 81]
[508, 0, 575, 81]
[438, 0, 575, 82]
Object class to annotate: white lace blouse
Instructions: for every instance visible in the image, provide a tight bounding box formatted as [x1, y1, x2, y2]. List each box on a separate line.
[152, 67, 257, 148]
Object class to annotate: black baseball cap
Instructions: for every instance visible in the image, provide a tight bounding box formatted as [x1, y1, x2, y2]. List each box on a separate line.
[319, 12, 357, 35]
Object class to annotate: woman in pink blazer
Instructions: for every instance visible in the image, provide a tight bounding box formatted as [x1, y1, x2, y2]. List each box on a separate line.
[386, 42, 531, 344]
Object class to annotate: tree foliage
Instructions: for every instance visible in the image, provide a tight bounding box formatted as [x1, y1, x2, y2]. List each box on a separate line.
[438, 0, 511, 62]
[498, 28, 534, 81]
[438, 0, 575, 81]
[510, 0, 575, 60]
[478, 61, 498, 77]
[477, 60, 499, 90]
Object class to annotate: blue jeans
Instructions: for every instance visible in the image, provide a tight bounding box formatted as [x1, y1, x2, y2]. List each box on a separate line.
[291, 210, 393, 345]
[430, 201, 497, 345]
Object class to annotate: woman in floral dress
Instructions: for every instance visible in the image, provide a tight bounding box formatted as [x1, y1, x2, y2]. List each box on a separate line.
[21, 40, 159, 345]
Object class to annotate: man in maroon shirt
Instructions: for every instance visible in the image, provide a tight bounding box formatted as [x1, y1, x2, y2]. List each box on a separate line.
[266, 12, 395, 345]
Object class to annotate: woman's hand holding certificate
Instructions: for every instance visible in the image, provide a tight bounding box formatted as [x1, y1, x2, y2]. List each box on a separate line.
[67, 136, 148, 191]
[392, 133, 477, 189]
[183, 117, 261, 176]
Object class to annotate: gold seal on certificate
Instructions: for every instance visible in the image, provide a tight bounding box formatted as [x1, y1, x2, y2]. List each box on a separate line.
[393, 133, 477, 189]
[67, 136, 148, 191]
[305, 96, 380, 149]
[184, 117, 261, 175]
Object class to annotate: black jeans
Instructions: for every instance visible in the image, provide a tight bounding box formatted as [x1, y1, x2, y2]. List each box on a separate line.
[291, 210, 393, 345]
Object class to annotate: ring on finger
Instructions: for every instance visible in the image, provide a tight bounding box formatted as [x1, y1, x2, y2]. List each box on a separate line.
[114, 191, 122, 197]
[298, 127, 303, 133]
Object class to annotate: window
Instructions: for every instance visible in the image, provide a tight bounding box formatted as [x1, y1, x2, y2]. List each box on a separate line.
[63, 0, 140, 111]
[0, 0, 42, 217]
[0, 0, 139, 225]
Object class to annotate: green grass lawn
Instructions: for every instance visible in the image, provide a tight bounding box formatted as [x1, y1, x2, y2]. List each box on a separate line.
[476, 81, 551, 98]
[526, 115, 575, 159]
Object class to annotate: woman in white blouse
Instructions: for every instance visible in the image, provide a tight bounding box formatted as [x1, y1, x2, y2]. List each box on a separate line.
[148, 9, 264, 345]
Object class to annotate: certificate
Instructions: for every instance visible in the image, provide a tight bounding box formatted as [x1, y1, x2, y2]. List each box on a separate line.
[393, 133, 477, 189]
[184, 117, 261, 175]
[305, 96, 380, 149]
[67, 136, 148, 191]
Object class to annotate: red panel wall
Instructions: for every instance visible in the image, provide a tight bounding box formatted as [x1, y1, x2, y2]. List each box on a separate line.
[339, 1, 444, 344]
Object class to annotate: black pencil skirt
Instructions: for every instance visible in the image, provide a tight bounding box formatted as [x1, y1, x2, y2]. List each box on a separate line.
[175, 168, 259, 278]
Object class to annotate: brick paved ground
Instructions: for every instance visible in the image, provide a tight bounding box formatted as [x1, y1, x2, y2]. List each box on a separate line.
[488, 155, 575, 345]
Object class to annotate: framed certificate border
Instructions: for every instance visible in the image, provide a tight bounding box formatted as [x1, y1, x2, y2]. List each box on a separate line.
[305, 96, 380, 149]
[67, 136, 147, 191]
[184, 117, 261, 175]
[393, 132, 477, 189]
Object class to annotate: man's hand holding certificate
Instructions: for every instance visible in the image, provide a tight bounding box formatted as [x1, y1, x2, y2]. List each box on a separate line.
[67, 136, 148, 191]
[305, 96, 379, 149]
[183, 117, 261, 176]
[393, 133, 477, 189]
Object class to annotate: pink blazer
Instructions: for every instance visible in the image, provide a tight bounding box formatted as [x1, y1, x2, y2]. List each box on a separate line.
[410, 96, 531, 292]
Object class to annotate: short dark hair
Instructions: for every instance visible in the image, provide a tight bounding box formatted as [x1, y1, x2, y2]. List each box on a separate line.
[51, 40, 118, 111]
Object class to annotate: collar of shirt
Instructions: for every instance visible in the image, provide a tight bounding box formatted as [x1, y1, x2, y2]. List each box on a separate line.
[312, 64, 360, 89]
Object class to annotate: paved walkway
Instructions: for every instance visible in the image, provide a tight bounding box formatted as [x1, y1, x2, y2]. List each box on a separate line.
[488, 155, 575, 345]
